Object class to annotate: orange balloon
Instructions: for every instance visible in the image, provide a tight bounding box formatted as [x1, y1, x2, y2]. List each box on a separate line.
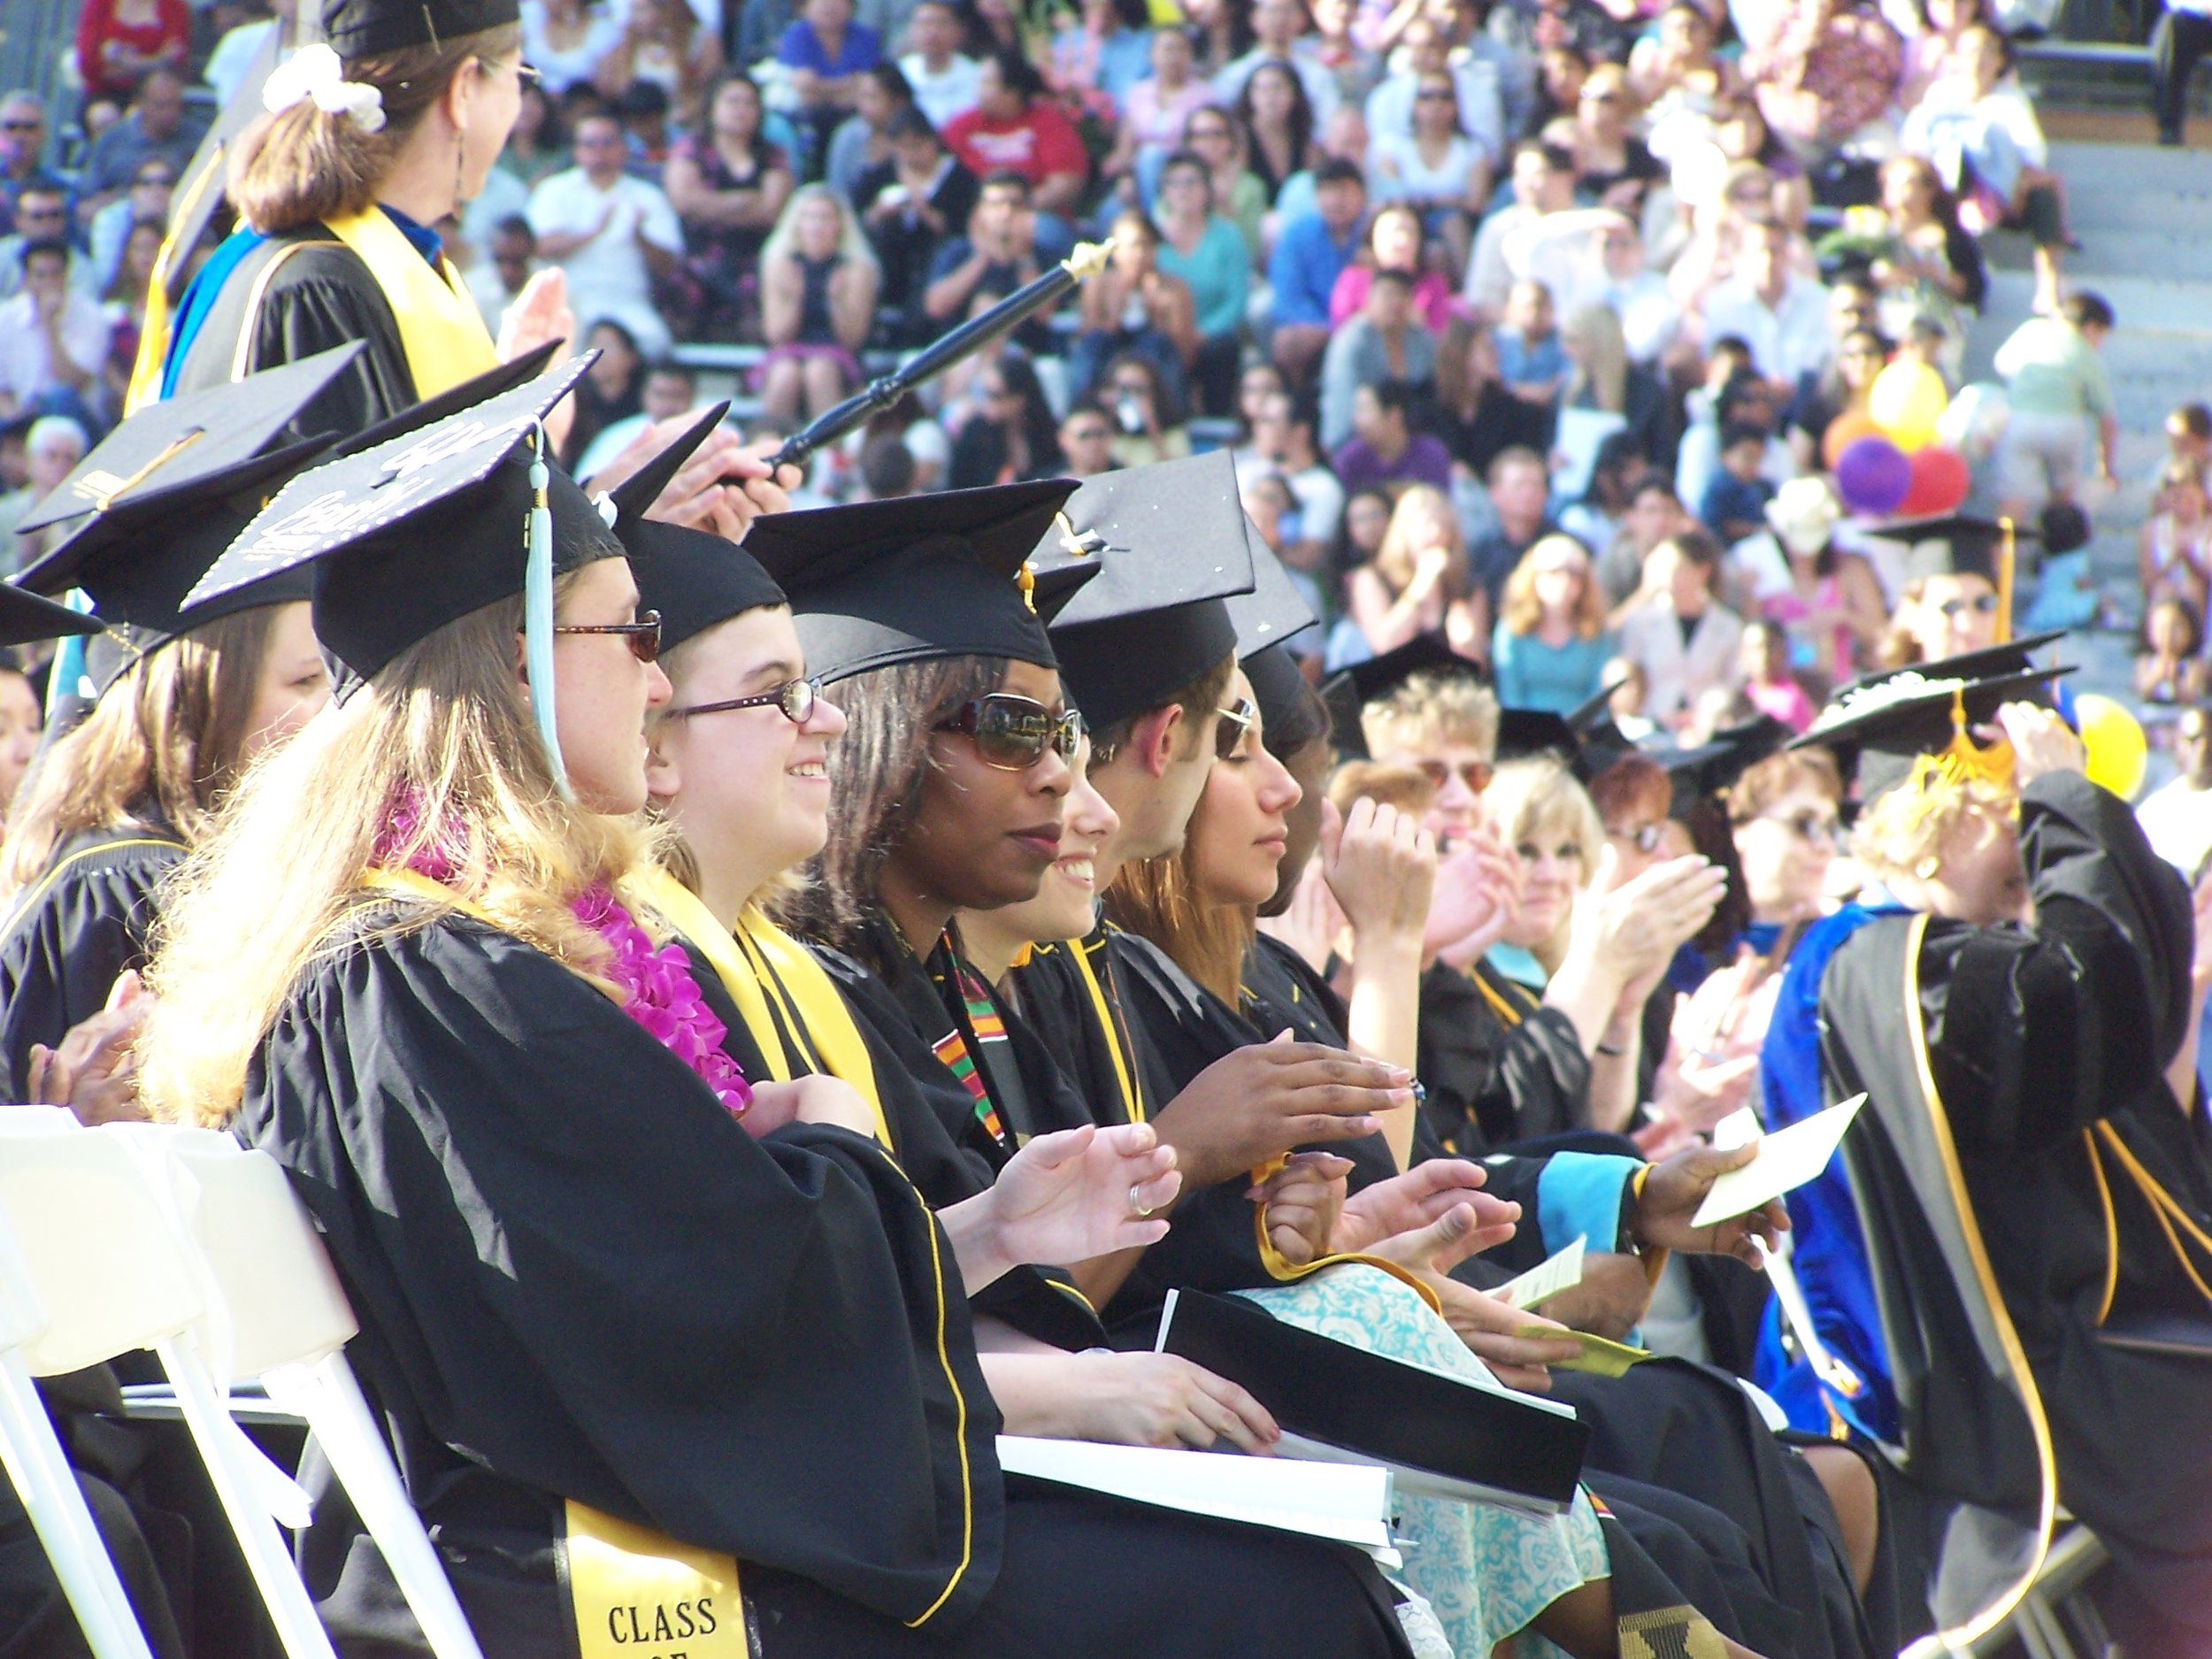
[1822, 411, 1881, 471]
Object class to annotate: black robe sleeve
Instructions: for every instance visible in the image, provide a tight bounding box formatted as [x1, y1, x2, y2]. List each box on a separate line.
[0, 835, 182, 1099]
[240, 914, 1004, 1630]
[169, 236, 418, 434]
[1923, 772, 2194, 1156]
[1416, 960, 1591, 1154]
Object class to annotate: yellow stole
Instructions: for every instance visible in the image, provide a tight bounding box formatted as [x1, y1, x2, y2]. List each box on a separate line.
[639, 868, 895, 1152]
[357, 868, 748, 1651]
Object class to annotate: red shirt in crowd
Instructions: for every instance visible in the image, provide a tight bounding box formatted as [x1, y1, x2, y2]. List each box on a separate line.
[75, 0, 191, 102]
[941, 100, 1087, 192]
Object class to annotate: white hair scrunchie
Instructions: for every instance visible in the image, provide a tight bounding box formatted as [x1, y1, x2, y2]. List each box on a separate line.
[264, 43, 388, 133]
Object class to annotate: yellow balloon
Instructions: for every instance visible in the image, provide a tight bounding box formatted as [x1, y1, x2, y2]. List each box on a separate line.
[2076, 694, 2147, 802]
[1869, 361, 1948, 455]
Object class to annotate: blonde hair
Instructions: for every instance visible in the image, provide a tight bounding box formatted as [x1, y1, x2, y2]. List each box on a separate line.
[1499, 534, 1607, 640]
[1486, 755, 1601, 885]
[0, 606, 289, 893]
[137, 587, 656, 1127]
[1849, 768, 2014, 887]
[758, 181, 881, 281]
[1562, 303, 1627, 415]
[227, 24, 523, 234]
[1373, 484, 1469, 605]
[1360, 670, 1499, 759]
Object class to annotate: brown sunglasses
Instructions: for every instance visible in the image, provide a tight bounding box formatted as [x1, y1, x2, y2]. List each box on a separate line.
[553, 610, 662, 663]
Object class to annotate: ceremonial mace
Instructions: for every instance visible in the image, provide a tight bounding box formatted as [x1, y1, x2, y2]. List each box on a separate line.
[764, 234, 1121, 476]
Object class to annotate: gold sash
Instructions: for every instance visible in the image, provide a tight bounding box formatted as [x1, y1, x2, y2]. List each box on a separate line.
[323, 207, 497, 397]
[565, 1500, 746, 1659]
[639, 869, 892, 1150]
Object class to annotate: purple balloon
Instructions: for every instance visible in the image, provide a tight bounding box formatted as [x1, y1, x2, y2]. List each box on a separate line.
[1835, 435, 1911, 516]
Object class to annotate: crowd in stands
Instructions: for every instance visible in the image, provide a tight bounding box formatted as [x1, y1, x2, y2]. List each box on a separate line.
[0, 0, 2170, 757]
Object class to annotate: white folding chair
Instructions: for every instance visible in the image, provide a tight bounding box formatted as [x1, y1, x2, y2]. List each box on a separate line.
[0, 1109, 338, 1659]
[0, 1109, 164, 1659]
[107, 1124, 487, 1659]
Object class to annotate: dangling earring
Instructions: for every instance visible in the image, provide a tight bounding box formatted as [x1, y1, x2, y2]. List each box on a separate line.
[1914, 856, 1940, 881]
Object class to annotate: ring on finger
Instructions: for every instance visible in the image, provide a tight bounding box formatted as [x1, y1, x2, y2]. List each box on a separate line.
[1130, 1183, 1156, 1218]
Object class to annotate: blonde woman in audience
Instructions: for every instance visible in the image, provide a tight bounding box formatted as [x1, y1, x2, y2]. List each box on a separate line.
[756, 183, 880, 424]
[1348, 483, 1489, 662]
[1491, 535, 1615, 714]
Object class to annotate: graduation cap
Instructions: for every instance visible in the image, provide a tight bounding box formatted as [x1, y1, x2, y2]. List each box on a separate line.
[604, 405, 790, 656]
[319, 0, 522, 59]
[19, 343, 365, 535]
[187, 352, 604, 686]
[1319, 633, 1486, 763]
[324, 339, 565, 462]
[1225, 544, 1319, 743]
[752, 480, 1093, 687]
[1792, 634, 2074, 801]
[1043, 453, 1257, 732]
[1868, 513, 2039, 586]
[1494, 708, 1578, 764]
[1663, 714, 1793, 814]
[0, 587, 103, 651]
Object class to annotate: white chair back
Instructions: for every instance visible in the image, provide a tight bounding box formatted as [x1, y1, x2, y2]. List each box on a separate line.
[109, 1125, 488, 1659]
[0, 1110, 171, 1659]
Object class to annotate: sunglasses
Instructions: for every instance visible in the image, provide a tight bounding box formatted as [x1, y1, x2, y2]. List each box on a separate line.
[1937, 593, 2000, 618]
[1416, 87, 1456, 99]
[935, 693, 1085, 770]
[1607, 821, 1663, 853]
[666, 673, 822, 724]
[1214, 695, 1256, 760]
[1065, 424, 1111, 442]
[553, 609, 662, 662]
[1417, 757, 1494, 793]
[1, 119, 41, 133]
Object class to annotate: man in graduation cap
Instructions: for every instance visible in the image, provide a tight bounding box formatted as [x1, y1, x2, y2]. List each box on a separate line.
[1761, 639, 2212, 1652]
[1870, 512, 2035, 667]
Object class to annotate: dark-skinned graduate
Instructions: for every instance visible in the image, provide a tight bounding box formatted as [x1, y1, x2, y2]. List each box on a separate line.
[133, 359, 1403, 1658]
[149, 0, 571, 434]
[1762, 640, 2212, 1656]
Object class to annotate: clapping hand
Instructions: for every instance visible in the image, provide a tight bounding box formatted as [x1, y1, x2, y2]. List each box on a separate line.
[1323, 796, 1435, 944]
[1334, 1158, 1520, 1256]
[1425, 822, 1522, 967]
[1249, 1150, 1353, 1267]
[27, 971, 150, 1126]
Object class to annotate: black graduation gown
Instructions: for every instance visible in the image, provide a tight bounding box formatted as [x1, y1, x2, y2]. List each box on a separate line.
[1820, 772, 2212, 1647]
[168, 230, 418, 436]
[0, 816, 184, 1099]
[1107, 926, 1867, 1657]
[258, 903, 1413, 1659]
[1415, 958, 1591, 1156]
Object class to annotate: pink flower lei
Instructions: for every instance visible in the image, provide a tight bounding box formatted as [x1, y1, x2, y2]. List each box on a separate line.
[374, 794, 754, 1121]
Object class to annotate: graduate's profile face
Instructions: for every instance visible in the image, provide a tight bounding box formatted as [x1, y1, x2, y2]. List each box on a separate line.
[239, 601, 331, 767]
[1189, 672, 1302, 909]
[650, 606, 845, 887]
[900, 658, 1073, 913]
[546, 557, 672, 816]
[455, 52, 527, 201]
[0, 669, 38, 808]
[972, 736, 1120, 944]
[1923, 803, 2029, 926]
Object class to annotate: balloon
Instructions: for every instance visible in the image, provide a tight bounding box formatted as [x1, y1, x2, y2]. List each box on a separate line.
[1821, 410, 1881, 471]
[2076, 695, 2147, 802]
[1897, 444, 1971, 517]
[1869, 360, 1949, 453]
[1834, 435, 1912, 515]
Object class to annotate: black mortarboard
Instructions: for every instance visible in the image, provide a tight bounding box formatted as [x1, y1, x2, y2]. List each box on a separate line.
[184, 356, 608, 691]
[19, 344, 365, 535]
[1870, 513, 2040, 587]
[1494, 708, 1578, 764]
[0, 587, 102, 650]
[1228, 542, 1318, 664]
[1044, 453, 1256, 731]
[325, 340, 564, 462]
[606, 406, 788, 655]
[1663, 715, 1793, 812]
[1792, 635, 2073, 800]
[1317, 633, 1486, 764]
[754, 480, 1092, 686]
[319, 0, 522, 59]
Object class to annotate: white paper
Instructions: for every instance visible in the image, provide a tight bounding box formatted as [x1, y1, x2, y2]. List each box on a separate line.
[1551, 408, 1628, 500]
[1709, 1106, 1761, 1152]
[995, 1435, 1398, 1555]
[1690, 1095, 1865, 1228]
[1492, 1235, 1586, 1311]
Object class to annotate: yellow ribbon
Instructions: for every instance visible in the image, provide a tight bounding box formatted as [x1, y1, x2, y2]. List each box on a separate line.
[322, 207, 497, 397]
